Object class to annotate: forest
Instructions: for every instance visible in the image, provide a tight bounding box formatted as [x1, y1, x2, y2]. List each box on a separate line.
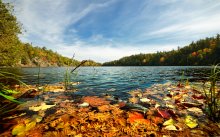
[103, 35, 220, 66]
[0, 0, 100, 67]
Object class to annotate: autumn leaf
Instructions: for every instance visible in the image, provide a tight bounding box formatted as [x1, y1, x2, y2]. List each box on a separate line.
[185, 115, 198, 128]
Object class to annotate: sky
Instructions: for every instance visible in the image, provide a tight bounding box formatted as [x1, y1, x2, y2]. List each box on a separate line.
[5, 0, 220, 63]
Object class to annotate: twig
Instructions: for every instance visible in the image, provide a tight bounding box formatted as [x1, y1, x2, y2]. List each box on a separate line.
[71, 60, 87, 73]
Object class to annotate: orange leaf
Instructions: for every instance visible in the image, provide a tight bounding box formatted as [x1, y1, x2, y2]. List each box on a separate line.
[128, 112, 144, 123]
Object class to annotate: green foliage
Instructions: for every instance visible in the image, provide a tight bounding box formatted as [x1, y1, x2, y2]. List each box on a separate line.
[0, 92, 22, 104]
[82, 60, 101, 66]
[0, 71, 22, 103]
[0, 70, 24, 117]
[203, 65, 220, 121]
[103, 35, 220, 66]
[0, 0, 22, 66]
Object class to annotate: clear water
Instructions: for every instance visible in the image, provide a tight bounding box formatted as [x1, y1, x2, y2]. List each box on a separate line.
[0, 66, 211, 98]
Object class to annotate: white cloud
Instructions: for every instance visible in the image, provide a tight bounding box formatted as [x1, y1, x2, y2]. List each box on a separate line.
[55, 41, 178, 63]
[5, 0, 220, 62]
[12, 0, 116, 47]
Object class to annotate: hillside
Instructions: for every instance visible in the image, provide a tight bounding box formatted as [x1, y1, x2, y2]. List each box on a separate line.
[0, 1, 100, 67]
[103, 35, 220, 66]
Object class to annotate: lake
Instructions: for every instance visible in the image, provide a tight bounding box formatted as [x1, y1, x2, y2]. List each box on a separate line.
[0, 66, 211, 99]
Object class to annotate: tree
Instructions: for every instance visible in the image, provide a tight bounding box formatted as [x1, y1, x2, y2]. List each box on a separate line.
[0, 0, 21, 66]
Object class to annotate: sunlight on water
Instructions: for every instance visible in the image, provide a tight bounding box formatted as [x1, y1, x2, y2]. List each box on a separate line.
[1, 66, 211, 98]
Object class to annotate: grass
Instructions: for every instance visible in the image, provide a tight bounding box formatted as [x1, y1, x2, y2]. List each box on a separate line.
[64, 67, 71, 90]
[0, 71, 24, 117]
[203, 64, 220, 122]
[37, 64, 41, 86]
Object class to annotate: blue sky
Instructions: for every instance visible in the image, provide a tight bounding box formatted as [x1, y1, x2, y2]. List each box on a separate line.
[6, 0, 220, 62]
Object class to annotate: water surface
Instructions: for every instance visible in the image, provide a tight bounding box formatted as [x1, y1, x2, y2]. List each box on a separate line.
[1, 66, 211, 98]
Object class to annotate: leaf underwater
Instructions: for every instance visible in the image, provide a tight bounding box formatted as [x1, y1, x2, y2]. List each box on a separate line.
[185, 115, 198, 128]
[29, 102, 56, 111]
[157, 108, 171, 119]
[163, 118, 175, 126]
[25, 121, 36, 131]
[12, 124, 26, 136]
[164, 125, 177, 131]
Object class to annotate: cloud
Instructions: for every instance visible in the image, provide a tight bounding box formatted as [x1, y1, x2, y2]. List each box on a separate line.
[12, 0, 116, 46]
[6, 0, 220, 62]
[56, 41, 178, 63]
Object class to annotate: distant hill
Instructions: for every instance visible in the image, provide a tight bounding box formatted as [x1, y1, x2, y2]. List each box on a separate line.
[103, 35, 220, 66]
[0, 1, 100, 67]
[17, 43, 80, 67]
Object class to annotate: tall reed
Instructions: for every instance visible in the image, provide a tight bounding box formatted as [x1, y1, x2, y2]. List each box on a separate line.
[203, 64, 220, 121]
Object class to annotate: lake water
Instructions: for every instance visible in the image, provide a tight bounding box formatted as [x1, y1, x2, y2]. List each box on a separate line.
[1, 66, 211, 98]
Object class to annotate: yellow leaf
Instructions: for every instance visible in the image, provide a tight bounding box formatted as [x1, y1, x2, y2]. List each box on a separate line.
[24, 118, 31, 124]
[25, 121, 36, 131]
[29, 102, 55, 111]
[12, 124, 25, 135]
[185, 115, 198, 128]
[32, 115, 42, 123]
[164, 125, 177, 131]
[163, 119, 175, 126]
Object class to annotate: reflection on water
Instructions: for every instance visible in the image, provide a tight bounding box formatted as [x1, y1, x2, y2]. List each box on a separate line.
[0, 66, 211, 98]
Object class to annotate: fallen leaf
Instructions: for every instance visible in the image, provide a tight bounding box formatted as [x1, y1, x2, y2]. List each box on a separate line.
[12, 124, 26, 136]
[185, 115, 198, 128]
[163, 119, 175, 126]
[29, 102, 56, 111]
[192, 94, 204, 99]
[163, 97, 171, 101]
[32, 115, 43, 123]
[181, 102, 203, 108]
[129, 97, 139, 104]
[164, 125, 177, 131]
[151, 116, 163, 125]
[157, 108, 171, 119]
[140, 98, 150, 103]
[187, 107, 203, 114]
[128, 112, 144, 123]
[25, 121, 36, 131]
[166, 103, 175, 109]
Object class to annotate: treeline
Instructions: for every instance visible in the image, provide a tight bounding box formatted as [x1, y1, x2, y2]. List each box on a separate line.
[103, 35, 220, 66]
[19, 44, 80, 67]
[0, 1, 100, 67]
